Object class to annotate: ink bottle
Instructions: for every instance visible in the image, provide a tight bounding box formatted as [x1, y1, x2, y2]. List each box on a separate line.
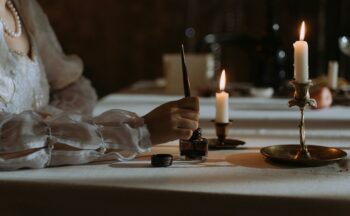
[179, 128, 208, 161]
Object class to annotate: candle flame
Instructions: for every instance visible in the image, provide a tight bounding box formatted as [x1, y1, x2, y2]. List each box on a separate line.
[299, 21, 306, 41]
[219, 70, 226, 91]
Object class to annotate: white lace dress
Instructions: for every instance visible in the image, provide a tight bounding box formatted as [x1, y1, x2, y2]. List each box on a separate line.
[0, 0, 151, 170]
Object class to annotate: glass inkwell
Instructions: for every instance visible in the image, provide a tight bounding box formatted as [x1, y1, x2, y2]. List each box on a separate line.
[180, 128, 208, 161]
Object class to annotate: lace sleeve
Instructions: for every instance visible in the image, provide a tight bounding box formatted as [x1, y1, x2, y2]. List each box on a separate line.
[49, 77, 98, 115]
[0, 108, 152, 170]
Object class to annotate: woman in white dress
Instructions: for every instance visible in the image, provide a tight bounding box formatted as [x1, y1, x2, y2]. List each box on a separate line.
[0, 0, 199, 170]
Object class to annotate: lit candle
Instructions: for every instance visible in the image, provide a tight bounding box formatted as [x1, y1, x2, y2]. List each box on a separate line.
[216, 70, 229, 123]
[328, 61, 339, 89]
[293, 21, 309, 83]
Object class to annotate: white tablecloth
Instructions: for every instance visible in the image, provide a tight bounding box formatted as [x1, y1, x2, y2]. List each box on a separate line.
[1, 94, 349, 216]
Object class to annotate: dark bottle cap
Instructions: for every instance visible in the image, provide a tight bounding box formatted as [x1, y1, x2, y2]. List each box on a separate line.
[151, 154, 173, 167]
[190, 128, 202, 141]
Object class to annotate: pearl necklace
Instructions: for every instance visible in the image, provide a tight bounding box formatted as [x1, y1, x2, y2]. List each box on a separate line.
[0, 0, 22, 38]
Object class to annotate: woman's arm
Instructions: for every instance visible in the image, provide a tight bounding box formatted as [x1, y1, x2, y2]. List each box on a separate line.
[0, 107, 152, 170]
[0, 96, 199, 170]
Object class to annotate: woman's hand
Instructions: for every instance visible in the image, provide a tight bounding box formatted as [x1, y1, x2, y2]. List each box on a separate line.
[143, 97, 199, 145]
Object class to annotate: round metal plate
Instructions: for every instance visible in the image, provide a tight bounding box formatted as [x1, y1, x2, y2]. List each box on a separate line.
[260, 145, 347, 166]
[208, 138, 245, 150]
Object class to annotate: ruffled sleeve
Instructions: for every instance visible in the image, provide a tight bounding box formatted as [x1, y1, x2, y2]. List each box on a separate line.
[0, 107, 152, 170]
[49, 77, 98, 115]
[0, 61, 151, 169]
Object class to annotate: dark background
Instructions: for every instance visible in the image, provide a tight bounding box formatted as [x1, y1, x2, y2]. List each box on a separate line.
[37, 0, 350, 97]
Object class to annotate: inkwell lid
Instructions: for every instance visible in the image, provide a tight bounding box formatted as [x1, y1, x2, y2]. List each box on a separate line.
[151, 154, 173, 167]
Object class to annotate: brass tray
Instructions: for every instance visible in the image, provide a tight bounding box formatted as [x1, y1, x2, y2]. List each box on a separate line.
[260, 144, 347, 166]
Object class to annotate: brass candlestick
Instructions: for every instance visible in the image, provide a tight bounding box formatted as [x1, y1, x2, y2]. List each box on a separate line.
[208, 120, 245, 150]
[261, 80, 347, 166]
[215, 122, 231, 144]
[288, 80, 317, 159]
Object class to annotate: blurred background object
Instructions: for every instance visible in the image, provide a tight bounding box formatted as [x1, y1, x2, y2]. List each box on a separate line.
[163, 53, 214, 95]
[37, 0, 350, 97]
[339, 36, 350, 56]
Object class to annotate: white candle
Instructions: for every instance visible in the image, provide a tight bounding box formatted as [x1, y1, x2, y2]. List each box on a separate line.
[293, 21, 309, 83]
[216, 70, 229, 123]
[328, 61, 339, 89]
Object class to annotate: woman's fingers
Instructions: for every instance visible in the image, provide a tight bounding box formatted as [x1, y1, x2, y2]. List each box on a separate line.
[178, 110, 199, 121]
[144, 97, 200, 144]
[176, 118, 199, 130]
[175, 128, 193, 140]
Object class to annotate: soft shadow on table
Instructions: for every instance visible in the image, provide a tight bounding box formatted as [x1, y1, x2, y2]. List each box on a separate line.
[225, 153, 295, 169]
[110, 162, 152, 168]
